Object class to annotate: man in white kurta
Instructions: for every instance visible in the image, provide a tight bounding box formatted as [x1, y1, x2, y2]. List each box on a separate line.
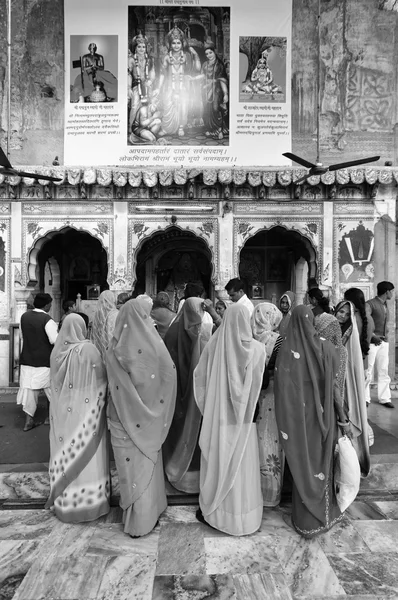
[17, 293, 58, 431]
[225, 278, 254, 317]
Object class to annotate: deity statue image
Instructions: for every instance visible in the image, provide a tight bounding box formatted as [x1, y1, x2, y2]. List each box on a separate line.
[71, 42, 118, 102]
[244, 51, 282, 97]
[128, 32, 158, 133]
[156, 25, 201, 138]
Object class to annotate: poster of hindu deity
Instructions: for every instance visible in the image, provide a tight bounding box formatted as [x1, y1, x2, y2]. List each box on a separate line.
[64, 0, 292, 168]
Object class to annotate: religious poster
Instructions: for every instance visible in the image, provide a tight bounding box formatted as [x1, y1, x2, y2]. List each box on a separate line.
[64, 0, 292, 168]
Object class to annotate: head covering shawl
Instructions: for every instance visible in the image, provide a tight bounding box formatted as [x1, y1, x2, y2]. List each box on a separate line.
[193, 303, 266, 516]
[163, 297, 212, 491]
[334, 300, 370, 475]
[91, 290, 116, 362]
[46, 313, 108, 513]
[151, 292, 175, 339]
[314, 312, 347, 400]
[274, 305, 342, 536]
[106, 299, 177, 463]
[278, 291, 295, 337]
[251, 302, 283, 360]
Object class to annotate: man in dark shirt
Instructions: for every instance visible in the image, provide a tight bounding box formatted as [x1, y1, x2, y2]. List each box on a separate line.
[365, 281, 395, 408]
[16, 293, 58, 430]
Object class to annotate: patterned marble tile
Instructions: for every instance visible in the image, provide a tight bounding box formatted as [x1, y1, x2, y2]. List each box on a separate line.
[273, 531, 346, 598]
[0, 539, 42, 585]
[87, 521, 159, 557]
[152, 574, 235, 600]
[0, 509, 58, 540]
[345, 501, 388, 520]
[204, 535, 283, 575]
[0, 472, 49, 500]
[360, 463, 398, 491]
[327, 552, 398, 596]
[12, 553, 111, 600]
[233, 573, 293, 600]
[316, 518, 372, 554]
[372, 500, 398, 519]
[351, 520, 398, 552]
[156, 523, 206, 575]
[97, 554, 157, 600]
[159, 505, 198, 524]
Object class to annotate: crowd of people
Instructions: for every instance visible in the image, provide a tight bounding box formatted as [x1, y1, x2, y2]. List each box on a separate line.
[16, 278, 394, 538]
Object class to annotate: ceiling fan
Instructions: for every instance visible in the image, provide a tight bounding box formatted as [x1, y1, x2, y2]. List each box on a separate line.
[283, 0, 380, 185]
[0, 145, 62, 183]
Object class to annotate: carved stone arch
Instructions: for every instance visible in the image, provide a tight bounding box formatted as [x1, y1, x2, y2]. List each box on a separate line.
[23, 221, 113, 286]
[234, 219, 322, 285]
[129, 219, 219, 289]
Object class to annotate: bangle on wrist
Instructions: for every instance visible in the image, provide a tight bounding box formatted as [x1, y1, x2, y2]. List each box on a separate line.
[337, 420, 349, 426]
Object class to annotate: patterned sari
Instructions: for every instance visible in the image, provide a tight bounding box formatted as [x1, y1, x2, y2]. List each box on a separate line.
[275, 306, 343, 538]
[335, 300, 370, 476]
[91, 290, 116, 362]
[251, 302, 284, 506]
[46, 313, 110, 523]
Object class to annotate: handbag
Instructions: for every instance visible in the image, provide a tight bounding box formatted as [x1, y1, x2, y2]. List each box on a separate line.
[334, 435, 361, 512]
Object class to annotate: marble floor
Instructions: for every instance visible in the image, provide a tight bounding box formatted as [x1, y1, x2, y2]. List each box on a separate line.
[2, 500, 398, 600]
[2, 391, 398, 599]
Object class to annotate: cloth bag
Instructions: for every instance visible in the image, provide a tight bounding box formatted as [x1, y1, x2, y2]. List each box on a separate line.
[334, 435, 361, 512]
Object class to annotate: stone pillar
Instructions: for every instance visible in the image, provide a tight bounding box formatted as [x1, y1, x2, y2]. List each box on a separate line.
[109, 202, 132, 295]
[216, 209, 234, 302]
[14, 287, 34, 323]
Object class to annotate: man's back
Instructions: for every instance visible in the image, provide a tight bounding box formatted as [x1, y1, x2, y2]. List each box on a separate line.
[20, 310, 53, 367]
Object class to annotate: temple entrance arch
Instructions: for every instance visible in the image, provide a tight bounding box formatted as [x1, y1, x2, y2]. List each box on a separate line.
[238, 226, 318, 305]
[26, 226, 109, 320]
[134, 226, 213, 310]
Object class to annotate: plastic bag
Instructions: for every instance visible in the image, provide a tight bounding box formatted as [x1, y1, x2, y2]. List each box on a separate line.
[334, 435, 361, 512]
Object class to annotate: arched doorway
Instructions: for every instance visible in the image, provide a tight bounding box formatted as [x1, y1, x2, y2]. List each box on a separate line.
[29, 227, 108, 302]
[238, 226, 318, 304]
[134, 227, 213, 310]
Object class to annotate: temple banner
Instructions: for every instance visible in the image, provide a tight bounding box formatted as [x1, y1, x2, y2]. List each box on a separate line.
[64, 0, 292, 168]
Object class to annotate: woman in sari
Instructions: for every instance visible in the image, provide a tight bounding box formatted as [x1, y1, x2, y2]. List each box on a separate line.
[163, 297, 213, 493]
[46, 314, 110, 523]
[194, 303, 266, 536]
[150, 291, 176, 339]
[335, 300, 370, 475]
[278, 291, 295, 338]
[91, 290, 117, 362]
[343, 287, 374, 368]
[106, 299, 177, 537]
[251, 302, 284, 506]
[274, 305, 350, 538]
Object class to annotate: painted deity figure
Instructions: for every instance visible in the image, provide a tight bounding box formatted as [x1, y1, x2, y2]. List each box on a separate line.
[156, 25, 201, 137]
[128, 32, 157, 130]
[192, 42, 229, 140]
[245, 50, 281, 97]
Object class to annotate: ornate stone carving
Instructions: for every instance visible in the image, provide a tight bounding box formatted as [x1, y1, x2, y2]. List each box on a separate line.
[8, 175, 21, 186]
[293, 169, 308, 183]
[306, 174, 321, 185]
[173, 169, 187, 185]
[142, 171, 157, 187]
[232, 170, 247, 185]
[248, 171, 262, 187]
[128, 171, 142, 187]
[365, 169, 379, 185]
[277, 170, 292, 186]
[83, 168, 96, 185]
[159, 170, 173, 186]
[346, 66, 392, 132]
[378, 169, 393, 184]
[113, 171, 128, 187]
[203, 170, 217, 186]
[349, 169, 365, 185]
[321, 171, 336, 185]
[262, 171, 276, 187]
[53, 169, 66, 185]
[336, 169, 350, 185]
[67, 169, 81, 185]
[22, 175, 36, 187]
[217, 169, 232, 184]
[97, 169, 113, 187]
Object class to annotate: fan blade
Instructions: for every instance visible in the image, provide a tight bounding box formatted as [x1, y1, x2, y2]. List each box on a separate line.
[293, 173, 311, 185]
[283, 152, 316, 169]
[328, 156, 380, 172]
[13, 170, 62, 182]
[0, 146, 12, 169]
